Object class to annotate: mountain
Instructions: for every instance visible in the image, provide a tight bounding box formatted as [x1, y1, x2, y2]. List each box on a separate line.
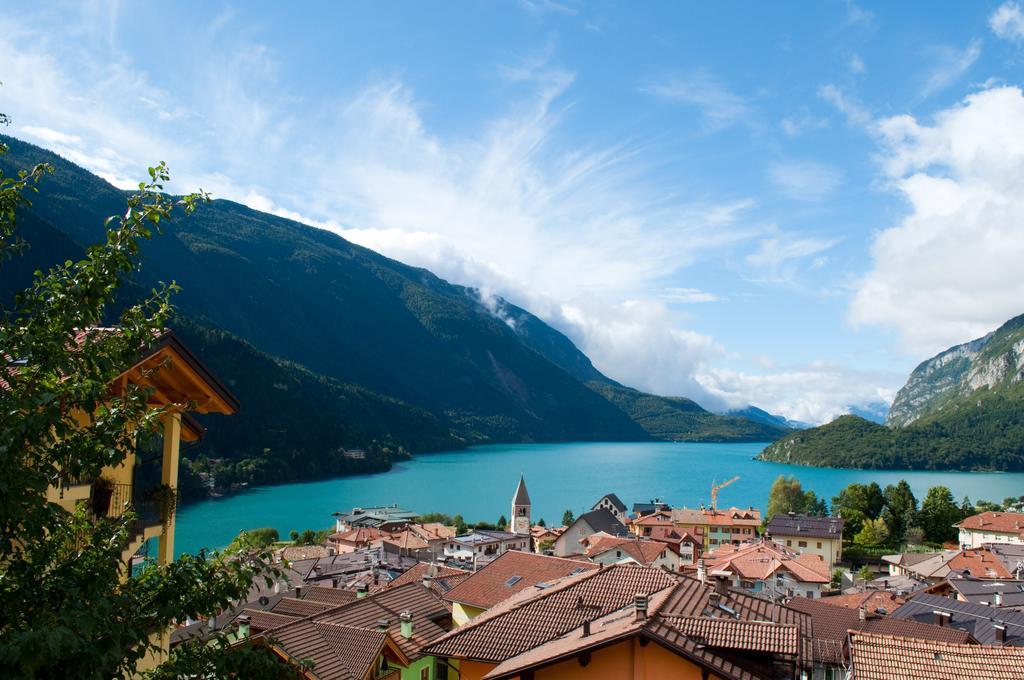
[758, 314, 1024, 471]
[725, 406, 810, 430]
[1, 136, 788, 493]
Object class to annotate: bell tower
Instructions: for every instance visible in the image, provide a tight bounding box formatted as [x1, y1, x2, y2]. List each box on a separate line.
[511, 474, 532, 542]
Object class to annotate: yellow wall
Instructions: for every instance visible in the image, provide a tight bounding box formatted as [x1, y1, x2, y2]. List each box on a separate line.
[452, 601, 486, 627]
[776, 534, 842, 568]
[511, 638, 721, 680]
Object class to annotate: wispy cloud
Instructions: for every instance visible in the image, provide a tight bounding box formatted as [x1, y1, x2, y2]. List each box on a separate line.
[767, 159, 844, 202]
[641, 69, 751, 130]
[818, 83, 872, 126]
[745, 233, 841, 286]
[920, 40, 981, 97]
[660, 287, 720, 303]
[990, 2, 1024, 42]
[849, 53, 866, 74]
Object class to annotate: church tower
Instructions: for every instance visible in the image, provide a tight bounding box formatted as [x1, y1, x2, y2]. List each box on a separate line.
[510, 475, 532, 541]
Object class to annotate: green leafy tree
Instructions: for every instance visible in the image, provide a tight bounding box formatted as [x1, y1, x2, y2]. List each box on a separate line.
[831, 568, 844, 589]
[803, 491, 828, 517]
[497, 515, 508, 530]
[919, 486, 962, 544]
[0, 134, 287, 676]
[766, 475, 808, 519]
[537, 517, 546, 527]
[832, 482, 885, 540]
[289, 529, 300, 542]
[562, 509, 575, 527]
[854, 518, 890, 546]
[881, 480, 918, 545]
[857, 565, 874, 583]
[227, 527, 280, 552]
[452, 514, 467, 535]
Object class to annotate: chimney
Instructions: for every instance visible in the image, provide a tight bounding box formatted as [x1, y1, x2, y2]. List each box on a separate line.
[582, 620, 591, 637]
[399, 610, 414, 639]
[933, 611, 951, 627]
[708, 592, 721, 609]
[422, 573, 433, 590]
[858, 606, 867, 622]
[236, 614, 251, 639]
[994, 623, 1007, 644]
[714, 575, 730, 596]
[356, 583, 368, 599]
[696, 559, 706, 584]
[295, 586, 303, 599]
[328, 546, 336, 556]
[634, 593, 649, 622]
[332, 577, 340, 588]
[376, 618, 390, 631]
[995, 592, 1003, 607]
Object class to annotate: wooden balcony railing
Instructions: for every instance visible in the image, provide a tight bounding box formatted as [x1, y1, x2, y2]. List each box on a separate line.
[374, 670, 400, 680]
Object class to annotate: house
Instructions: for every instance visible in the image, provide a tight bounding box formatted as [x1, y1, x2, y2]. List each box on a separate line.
[45, 330, 238, 568]
[882, 548, 1012, 581]
[406, 522, 457, 558]
[585, 535, 682, 571]
[704, 538, 831, 599]
[251, 581, 455, 680]
[592, 492, 628, 522]
[426, 565, 815, 680]
[671, 506, 761, 550]
[787, 596, 974, 678]
[923, 576, 1024, 608]
[890, 593, 1024, 646]
[442, 550, 598, 626]
[629, 511, 675, 537]
[444, 530, 530, 565]
[985, 542, 1024, 578]
[819, 589, 907, 614]
[552, 508, 631, 557]
[957, 511, 1024, 548]
[531, 525, 564, 553]
[333, 505, 419, 532]
[849, 631, 1024, 680]
[631, 498, 670, 517]
[389, 563, 472, 597]
[327, 527, 388, 553]
[765, 513, 844, 569]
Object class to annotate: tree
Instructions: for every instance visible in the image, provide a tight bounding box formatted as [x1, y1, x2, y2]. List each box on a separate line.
[0, 137, 288, 676]
[832, 482, 885, 540]
[905, 526, 926, 546]
[831, 568, 844, 589]
[854, 518, 890, 546]
[538, 539, 555, 553]
[562, 509, 575, 527]
[497, 515, 508, 530]
[227, 527, 280, 552]
[452, 514, 468, 535]
[919, 486, 962, 544]
[289, 529, 300, 542]
[766, 475, 808, 519]
[881, 480, 918, 545]
[857, 565, 874, 583]
[804, 490, 828, 517]
[537, 517, 546, 527]
[295, 529, 318, 546]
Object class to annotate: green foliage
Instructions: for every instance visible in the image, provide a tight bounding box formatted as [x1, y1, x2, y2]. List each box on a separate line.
[0, 143, 282, 676]
[418, 512, 454, 525]
[291, 528, 330, 546]
[537, 517, 546, 527]
[919, 486, 962, 544]
[830, 568, 843, 589]
[227, 527, 280, 552]
[587, 381, 790, 442]
[539, 539, 555, 552]
[881, 481, 918, 545]
[857, 565, 875, 582]
[854, 518, 890, 546]
[562, 509, 575, 527]
[831, 483, 885, 540]
[804, 491, 828, 517]
[452, 514, 467, 535]
[497, 515, 508, 530]
[766, 475, 814, 519]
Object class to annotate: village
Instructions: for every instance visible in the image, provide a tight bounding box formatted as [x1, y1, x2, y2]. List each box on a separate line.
[173, 475, 1024, 679]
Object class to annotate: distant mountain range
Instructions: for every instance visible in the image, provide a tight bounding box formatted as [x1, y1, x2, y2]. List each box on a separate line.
[0, 136, 788, 494]
[758, 313, 1024, 471]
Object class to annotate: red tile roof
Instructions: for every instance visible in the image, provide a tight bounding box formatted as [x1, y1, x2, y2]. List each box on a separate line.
[816, 590, 906, 613]
[662, 616, 798, 654]
[442, 550, 599, 609]
[956, 511, 1024, 537]
[849, 632, 1024, 680]
[587, 536, 676, 565]
[265, 620, 394, 680]
[706, 539, 829, 583]
[271, 597, 335, 618]
[302, 585, 358, 607]
[388, 563, 471, 595]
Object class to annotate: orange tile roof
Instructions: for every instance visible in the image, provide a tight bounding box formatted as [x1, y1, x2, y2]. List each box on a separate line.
[946, 548, 1013, 579]
[703, 508, 762, 527]
[816, 590, 906, 613]
[442, 550, 599, 609]
[328, 527, 387, 544]
[266, 620, 394, 679]
[271, 597, 335, 618]
[849, 632, 1024, 680]
[302, 586, 358, 607]
[661, 616, 798, 654]
[706, 539, 829, 583]
[956, 511, 1024, 537]
[388, 563, 471, 595]
[587, 536, 676, 565]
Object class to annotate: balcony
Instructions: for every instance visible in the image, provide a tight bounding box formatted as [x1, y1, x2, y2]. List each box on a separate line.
[374, 670, 401, 680]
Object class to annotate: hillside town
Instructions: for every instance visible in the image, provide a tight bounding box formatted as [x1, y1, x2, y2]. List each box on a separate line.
[172, 475, 1024, 679]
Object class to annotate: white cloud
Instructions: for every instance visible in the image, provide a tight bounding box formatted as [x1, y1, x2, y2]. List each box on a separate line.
[780, 109, 829, 137]
[818, 83, 872, 126]
[849, 53, 866, 75]
[920, 40, 981, 98]
[843, 1, 874, 28]
[767, 159, 844, 201]
[849, 86, 1024, 355]
[641, 69, 750, 130]
[698, 362, 898, 425]
[659, 287, 720, 303]
[990, 2, 1024, 42]
[745, 233, 840, 285]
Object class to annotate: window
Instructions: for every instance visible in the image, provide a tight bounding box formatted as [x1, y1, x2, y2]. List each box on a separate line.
[786, 540, 792, 546]
[798, 541, 807, 548]
[421, 668, 430, 680]
[817, 542, 822, 549]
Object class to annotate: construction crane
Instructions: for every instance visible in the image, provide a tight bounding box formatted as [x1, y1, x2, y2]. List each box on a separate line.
[710, 476, 739, 512]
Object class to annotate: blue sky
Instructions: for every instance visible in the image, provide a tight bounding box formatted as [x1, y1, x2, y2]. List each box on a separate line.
[4, 1, 1024, 422]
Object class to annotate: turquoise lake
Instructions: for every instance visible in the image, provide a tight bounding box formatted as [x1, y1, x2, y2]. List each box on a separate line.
[174, 442, 1024, 556]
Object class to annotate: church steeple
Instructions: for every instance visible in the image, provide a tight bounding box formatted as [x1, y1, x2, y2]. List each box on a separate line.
[510, 475, 532, 541]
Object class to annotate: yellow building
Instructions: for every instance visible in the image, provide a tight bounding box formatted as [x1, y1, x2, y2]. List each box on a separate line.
[43, 330, 238, 668]
[764, 513, 844, 570]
